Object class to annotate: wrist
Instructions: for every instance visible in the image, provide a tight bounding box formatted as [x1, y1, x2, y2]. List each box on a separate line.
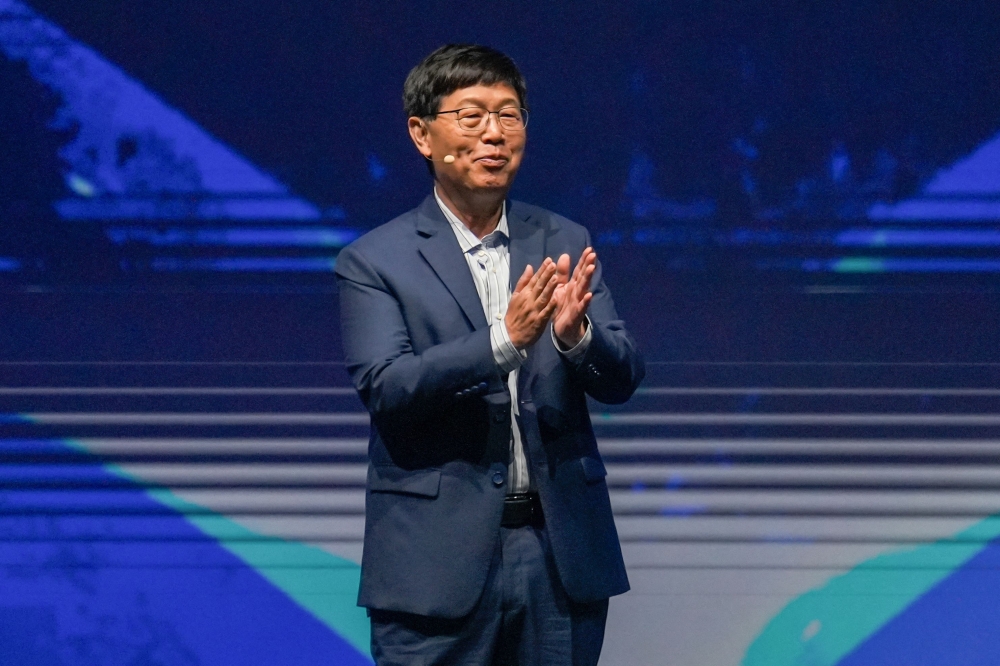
[556, 321, 586, 349]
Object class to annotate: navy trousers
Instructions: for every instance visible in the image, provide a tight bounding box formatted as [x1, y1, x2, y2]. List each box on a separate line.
[369, 524, 609, 665]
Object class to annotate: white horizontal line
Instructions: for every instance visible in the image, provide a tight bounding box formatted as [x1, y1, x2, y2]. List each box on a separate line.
[0, 387, 356, 395]
[0, 361, 346, 366]
[9, 488, 997, 516]
[1, 387, 995, 397]
[608, 464, 1000, 486]
[609, 489, 1000, 514]
[16, 412, 1000, 426]
[597, 438, 1000, 455]
[72, 437, 370, 455]
[54, 437, 1000, 457]
[44, 462, 1000, 489]
[4, 361, 1000, 366]
[2, 489, 365, 512]
[113, 462, 367, 484]
[48, 462, 1000, 487]
[638, 387, 1000, 396]
[614, 515, 986, 542]
[20, 413, 370, 425]
[620, 542, 949, 569]
[593, 413, 1000, 426]
[644, 362, 1000, 366]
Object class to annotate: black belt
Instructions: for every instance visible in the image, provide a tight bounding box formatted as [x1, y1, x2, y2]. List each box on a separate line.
[501, 493, 543, 528]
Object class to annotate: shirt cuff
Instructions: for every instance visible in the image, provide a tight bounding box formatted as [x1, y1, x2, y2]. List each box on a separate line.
[492, 320, 527, 374]
[551, 315, 592, 360]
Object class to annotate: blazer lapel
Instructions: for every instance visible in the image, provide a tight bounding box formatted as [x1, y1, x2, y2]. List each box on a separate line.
[415, 195, 489, 331]
[506, 201, 546, 294]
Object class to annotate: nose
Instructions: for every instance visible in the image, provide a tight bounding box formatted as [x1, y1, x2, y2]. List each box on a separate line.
[481, 112, 504, 142]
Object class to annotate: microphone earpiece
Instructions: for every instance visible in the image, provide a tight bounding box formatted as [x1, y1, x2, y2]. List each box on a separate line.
[443, 155, 455, 164]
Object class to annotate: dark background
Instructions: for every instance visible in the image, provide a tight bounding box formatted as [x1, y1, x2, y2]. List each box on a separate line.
[3, 0, 1000, 362]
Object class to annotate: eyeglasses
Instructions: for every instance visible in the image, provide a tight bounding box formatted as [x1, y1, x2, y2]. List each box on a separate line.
[432, 106, 529, 134]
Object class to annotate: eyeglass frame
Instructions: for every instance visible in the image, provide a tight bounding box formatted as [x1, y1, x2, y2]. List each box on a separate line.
[429, 106, 529, 134]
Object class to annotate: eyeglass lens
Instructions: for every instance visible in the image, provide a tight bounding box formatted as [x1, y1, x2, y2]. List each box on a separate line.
[454, 108, 527, 131]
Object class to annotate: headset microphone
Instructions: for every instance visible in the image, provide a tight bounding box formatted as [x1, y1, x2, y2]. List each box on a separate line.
[443, 155, 455, 164]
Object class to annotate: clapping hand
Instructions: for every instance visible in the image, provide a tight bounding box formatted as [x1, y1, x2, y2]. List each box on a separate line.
[506, 258, 559, 349]
[552, 248, 597, 349]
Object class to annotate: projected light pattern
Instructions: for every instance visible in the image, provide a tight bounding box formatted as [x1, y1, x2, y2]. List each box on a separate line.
[835, 229, 1000, 247]
[0, 0, 356, 275]
[107, 227, 360, 248]
[148, 257, 339, 272]
[868, 199, 1000, 222]
[55, 198, 323, 222]
[0, 0, 310, 204]
[795, 258, 1000, 273]
[622, 126, 1000, 274]
[0, 436, 372, 665]
[8, 363, 1000, 665]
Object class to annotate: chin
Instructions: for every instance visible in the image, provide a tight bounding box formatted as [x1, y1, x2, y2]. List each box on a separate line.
[471, 171, 516, 192]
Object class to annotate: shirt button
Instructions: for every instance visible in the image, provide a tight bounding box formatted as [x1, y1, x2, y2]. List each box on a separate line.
[492, 471, 504, 487]
[495, 313, 502, 320]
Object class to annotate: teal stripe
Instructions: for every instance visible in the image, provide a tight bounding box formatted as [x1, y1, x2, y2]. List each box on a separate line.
[146, 487, 371, 659]
[832, 257, 886, 273]
[60, 439, 372, 660]
[741, 516, 1000, 665]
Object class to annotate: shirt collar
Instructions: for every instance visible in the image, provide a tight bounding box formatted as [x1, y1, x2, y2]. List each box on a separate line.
[434, 187, 508, 253]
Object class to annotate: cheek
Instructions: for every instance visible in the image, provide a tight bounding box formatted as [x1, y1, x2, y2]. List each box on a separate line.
[509, 138, 526, 162]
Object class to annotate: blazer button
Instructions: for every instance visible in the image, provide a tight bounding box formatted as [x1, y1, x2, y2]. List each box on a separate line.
[492, 471, 504, 487]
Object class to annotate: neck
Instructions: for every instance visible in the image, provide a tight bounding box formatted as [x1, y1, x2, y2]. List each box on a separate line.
[434, 180, 506, 239]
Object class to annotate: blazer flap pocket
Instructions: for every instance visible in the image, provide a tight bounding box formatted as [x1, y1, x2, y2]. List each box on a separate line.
[580, 456, 608, 483]
[368, 466, 442, 498]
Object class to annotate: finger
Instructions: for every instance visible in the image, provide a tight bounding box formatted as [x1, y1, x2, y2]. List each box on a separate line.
[532, 259, 556, 295]
[575, 247, 590, 275]
[578, 262, 596, 294]
[538, 271, 560, 306]
[551, 283, 566, 308]
[540, 295, 559, 319]
[514, 264, 534, 294]
[571, 248, 594, 285]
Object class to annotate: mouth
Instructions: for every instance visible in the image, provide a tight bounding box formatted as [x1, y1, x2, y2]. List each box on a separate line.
[474, 155, 509, 169]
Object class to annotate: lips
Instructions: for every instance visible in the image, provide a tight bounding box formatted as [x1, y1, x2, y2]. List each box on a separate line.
[475, 155, 509, 168]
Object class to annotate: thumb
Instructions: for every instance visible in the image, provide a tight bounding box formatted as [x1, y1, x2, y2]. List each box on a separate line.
[556, 253, 571, 285]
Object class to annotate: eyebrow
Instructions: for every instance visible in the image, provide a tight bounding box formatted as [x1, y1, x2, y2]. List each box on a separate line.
[449, 95, 520, 108]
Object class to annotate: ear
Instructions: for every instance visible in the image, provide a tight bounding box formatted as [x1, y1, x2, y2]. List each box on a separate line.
[408, 116, 434, 160]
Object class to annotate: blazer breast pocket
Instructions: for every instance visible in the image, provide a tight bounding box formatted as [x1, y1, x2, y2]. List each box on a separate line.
[368, 466, 442, 498]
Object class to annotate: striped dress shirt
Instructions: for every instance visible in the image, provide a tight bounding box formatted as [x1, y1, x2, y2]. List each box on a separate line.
[434, 189, 592, 494]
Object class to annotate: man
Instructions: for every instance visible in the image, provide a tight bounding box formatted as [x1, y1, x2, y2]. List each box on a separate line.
[335, 44, 644, 665]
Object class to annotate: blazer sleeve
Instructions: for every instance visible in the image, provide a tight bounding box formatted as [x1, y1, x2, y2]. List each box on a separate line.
[335, 243, 502, 421]
[565, 229, 645, 404]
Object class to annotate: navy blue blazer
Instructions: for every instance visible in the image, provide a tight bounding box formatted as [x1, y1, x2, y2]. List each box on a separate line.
[335, 195, 644, 618]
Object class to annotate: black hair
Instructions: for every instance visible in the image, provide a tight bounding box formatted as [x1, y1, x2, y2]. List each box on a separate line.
[404, 44, 527, 176]
[404, 44, 528, 119]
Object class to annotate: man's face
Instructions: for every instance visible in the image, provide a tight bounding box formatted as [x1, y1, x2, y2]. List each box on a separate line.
[410, 83, 526, 194]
